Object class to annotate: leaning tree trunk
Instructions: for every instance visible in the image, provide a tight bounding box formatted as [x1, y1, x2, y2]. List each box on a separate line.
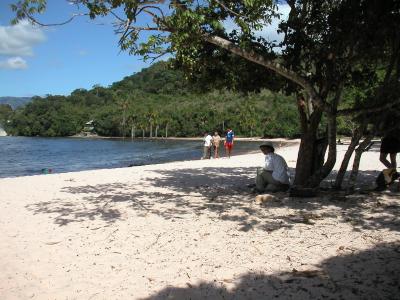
[334, 123, 365, 189]
[348, 135, 374, 190]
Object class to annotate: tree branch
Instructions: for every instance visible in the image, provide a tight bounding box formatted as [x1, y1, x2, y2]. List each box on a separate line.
[23, 10, 89, 27]
[203, 35, 324, 108]
[338, 98, 400, 116]
[297, 95, 309, 133]
[207, 0, 243, 17]
[138, 5, 167, 22]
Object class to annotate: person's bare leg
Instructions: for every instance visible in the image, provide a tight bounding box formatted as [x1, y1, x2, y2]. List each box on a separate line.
[380, 153, 392, 169]
[389, 153, 397, 169]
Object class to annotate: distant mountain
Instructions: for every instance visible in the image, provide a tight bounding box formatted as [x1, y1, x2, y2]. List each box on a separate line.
[0, 97, 32, 109]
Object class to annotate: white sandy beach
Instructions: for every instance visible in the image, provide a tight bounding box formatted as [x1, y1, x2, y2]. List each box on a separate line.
[1, 141, 399, 299]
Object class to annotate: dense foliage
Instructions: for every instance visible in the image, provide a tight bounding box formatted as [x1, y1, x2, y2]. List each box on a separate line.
[5, 62, 300, 138]
[0, 104, 13, 128]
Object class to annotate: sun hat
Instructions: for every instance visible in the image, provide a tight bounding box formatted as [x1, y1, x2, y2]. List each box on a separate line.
[259, 143, 275, 151]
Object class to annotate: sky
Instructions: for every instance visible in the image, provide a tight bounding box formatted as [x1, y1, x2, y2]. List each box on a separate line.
[0, 1, 151, 97]
[0, 1, 289, 98]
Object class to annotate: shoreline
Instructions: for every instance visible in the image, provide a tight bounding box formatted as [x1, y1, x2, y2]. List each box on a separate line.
[68, 133, 300, 142]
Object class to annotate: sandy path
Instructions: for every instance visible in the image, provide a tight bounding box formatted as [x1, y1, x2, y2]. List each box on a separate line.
[1, 142, 399, 299]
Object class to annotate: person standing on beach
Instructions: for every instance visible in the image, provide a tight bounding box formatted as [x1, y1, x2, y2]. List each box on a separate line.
[255, 143, 290, 193]
[224, 128, 235, 158]
[202, 132, 212, 159]
[379, 128, 400, 169]
[212, 131, 221, 159]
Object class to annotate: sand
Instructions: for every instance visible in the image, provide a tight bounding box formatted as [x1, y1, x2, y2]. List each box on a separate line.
[1, 141, 399, 299]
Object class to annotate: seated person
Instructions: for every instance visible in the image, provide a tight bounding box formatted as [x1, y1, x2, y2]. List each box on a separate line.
[255, 143, 290, 193]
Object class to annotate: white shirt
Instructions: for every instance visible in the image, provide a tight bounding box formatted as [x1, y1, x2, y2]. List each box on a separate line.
[264, 152, 290, 184]
[204, 135, 212, 147]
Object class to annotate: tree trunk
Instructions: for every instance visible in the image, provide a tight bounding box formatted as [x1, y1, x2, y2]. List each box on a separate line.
[294, 131, 318, 186]
[348, 135, 373, 189]
[122, 110, 126, 139]
[150, 123, 153, 138]
[293, 103, 323, 186]
[142, 128, 145, 139]
[155, 125, 158, 138]
[334, 138, 359, 189]
[306, 113, 337, 187]
[131, 124, 134, 140]
[333, 124, 364, 189]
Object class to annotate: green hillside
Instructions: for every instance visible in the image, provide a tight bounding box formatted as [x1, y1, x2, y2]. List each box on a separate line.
[4, 61, 300, 138]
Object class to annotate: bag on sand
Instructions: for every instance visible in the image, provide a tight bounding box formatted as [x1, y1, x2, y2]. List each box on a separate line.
[375, 168, 399, 191]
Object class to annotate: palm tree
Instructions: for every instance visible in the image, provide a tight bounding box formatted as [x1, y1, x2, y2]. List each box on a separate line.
[118, 98, 129, 139]
[127, 114, 137, 139]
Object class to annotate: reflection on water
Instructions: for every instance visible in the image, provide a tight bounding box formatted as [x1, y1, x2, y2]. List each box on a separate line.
[0, 137, 264, 178]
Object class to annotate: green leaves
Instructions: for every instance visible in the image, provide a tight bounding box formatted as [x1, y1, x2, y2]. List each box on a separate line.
[11, 0, 47, 24]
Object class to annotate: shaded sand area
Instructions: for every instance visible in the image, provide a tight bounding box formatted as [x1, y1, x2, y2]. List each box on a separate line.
[1, 141, 399, 299]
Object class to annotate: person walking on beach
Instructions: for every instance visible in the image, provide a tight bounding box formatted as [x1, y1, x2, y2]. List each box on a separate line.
[202, 132, 212, 159]
[212, 131, 221, 159]
[224, 128, 235, 158]
[254, 143, 290, 193]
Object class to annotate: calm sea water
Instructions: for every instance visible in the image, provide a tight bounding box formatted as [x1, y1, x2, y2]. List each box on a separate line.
[0, 137, 262, 178]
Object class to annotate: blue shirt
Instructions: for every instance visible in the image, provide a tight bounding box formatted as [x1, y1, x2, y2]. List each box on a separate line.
[226, 131, 234, 143]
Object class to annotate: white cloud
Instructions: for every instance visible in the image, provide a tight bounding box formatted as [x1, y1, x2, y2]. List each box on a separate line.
[0, 56, 28, 69]
[0, 20, 46, 56]
[254, 3, 291, 43]
[223, 3, 290, 45]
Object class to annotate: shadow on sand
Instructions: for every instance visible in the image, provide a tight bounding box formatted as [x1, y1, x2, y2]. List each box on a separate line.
[25, 165, 400, 233]
[138, 242, 400, 299]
